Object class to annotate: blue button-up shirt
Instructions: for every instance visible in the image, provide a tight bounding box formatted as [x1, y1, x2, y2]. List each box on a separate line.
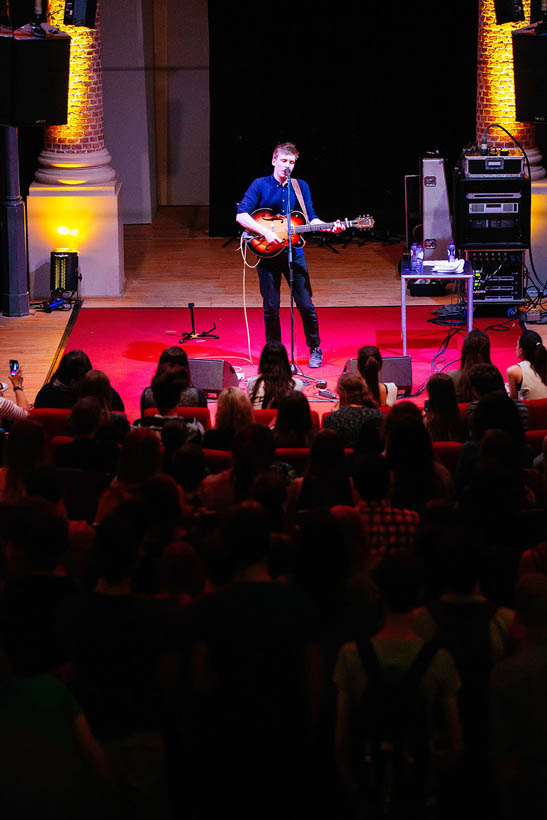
[237, 174, 317, 222]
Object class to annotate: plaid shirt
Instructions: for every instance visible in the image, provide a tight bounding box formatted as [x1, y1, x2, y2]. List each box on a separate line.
[357, 499, 419, 556]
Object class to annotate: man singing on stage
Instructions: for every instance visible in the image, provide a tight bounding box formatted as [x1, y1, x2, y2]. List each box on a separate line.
[236, 142, 343, 369]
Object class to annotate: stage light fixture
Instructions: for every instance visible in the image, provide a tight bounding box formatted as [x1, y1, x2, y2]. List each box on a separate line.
[50, 248, 79, 292]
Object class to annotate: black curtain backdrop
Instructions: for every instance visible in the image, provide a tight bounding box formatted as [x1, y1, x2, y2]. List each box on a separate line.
[209, 0, 480, 237]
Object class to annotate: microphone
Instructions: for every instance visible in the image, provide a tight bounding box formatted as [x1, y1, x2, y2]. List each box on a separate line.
[285, 167, 292, 176]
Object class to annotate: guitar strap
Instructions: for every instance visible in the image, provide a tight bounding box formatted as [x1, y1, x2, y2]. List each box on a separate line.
[290, 179, 309, 223]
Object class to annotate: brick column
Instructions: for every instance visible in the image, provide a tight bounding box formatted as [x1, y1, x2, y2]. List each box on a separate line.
[477, 0, 545, 178]
[27, 0, 124, 298]
[34, 0, 115, 184]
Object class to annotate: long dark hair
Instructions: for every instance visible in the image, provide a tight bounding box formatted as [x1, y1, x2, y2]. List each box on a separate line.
[251, 341, 295, 408]
[54, 349, 92, 387]
[357, 345, 382, 403]
[425, 374, 467, 442]
[457, 330, 492, 402]
[519, 329, 547, 386]
[154, 347, 191, 388]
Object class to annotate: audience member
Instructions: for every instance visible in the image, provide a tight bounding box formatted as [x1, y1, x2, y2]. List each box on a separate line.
[423, 373, 467, 442]
[34, 349, 124, 411]
[201, 423, 276, 512]
[133, 366, 204, 441]
[54, 397, 120, 474]
[447, 329, 492, 402]
[140, 346, 207, 416]
[292, 429, 354, 515]
[272, 390, 314, 448]
[466, 362, 528, 430]
[323, 373, 383, 449]
[356, 344, 397, 406]
[353, 452, 420, 561]
[385, 402, 453, 512]
[78, 369, 130, 443]
[201, 386, 253, 450]
[334, 552, 462, 812]
[0, 419, 45, 504]
[246, 340, 303, 409]
[0, 363, 30, 424]
[507, 329, 547, 400]
[490, 573, 547, 816]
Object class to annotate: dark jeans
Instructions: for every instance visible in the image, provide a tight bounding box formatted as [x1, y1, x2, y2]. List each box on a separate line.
[257, 252, 320, 350]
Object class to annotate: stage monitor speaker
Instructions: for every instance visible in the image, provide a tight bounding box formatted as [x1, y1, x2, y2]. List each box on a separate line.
[494, 0, 525, 24]
[0, 31, 71, 126]
[512, 28, 547, 125]
[343, 356, 413, 397]
[188, 358, 239, 396]
[64, 0, 97, 28]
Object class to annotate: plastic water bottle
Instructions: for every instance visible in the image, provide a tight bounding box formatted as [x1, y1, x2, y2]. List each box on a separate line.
[416, 244, 424, 274]
[447, 241, 456, 263]
[410, 242, 417, 271]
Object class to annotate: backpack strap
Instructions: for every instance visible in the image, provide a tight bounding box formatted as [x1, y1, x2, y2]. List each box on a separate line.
[356, 637, 437, 690]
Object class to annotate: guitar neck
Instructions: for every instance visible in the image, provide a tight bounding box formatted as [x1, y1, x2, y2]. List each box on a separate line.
[294, 219, 353, 235]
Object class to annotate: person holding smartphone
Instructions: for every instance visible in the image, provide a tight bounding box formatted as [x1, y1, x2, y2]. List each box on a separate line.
[0, 360, 30, 424]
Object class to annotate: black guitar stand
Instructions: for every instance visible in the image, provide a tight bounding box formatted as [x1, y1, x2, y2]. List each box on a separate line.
[179, 302, 219, 344]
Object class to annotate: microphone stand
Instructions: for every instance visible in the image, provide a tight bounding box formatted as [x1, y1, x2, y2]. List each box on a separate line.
[285, 170, 299, 375]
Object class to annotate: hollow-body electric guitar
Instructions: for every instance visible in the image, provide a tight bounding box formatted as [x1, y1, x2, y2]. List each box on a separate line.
[243, 208, 374, 259]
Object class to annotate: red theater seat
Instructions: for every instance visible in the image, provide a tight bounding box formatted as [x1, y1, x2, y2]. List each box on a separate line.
[143, 406, 212, 430]
[253, 408, 320, 430]
[525, 399, 547, 431]
[433, 440, 463, 474]
[525, 428, 547, 457]
[202, 449, 233, 473]
[29, 408, 72, 440]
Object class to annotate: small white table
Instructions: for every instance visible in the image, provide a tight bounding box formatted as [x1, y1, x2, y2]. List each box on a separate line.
[400, 263, 474, 356]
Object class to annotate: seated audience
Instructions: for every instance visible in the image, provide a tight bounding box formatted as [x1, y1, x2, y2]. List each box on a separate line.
[466, 362, 528, 430]
[78, 369, 130, 443]
[357, 344, 397, 406]
[202, 386, 253, 451]
[447, 328, 492, 402]
[323, 373, 383, 449]
[423, 373, 467, 442]
[54, 397, 120, 474]
[385, 402, 453, 512]
[353, 453, 420, 561]
[334, 551, 462, 811]
[34, 349, 124, 411]
[140, 346, 207, 416]
[246, 341, 303, 409]
[291, 429, 354, 515]
[0, 363, 30, 424]
[507, 328, 547, 400]
[272, 390, 314, 448]
[0, 419, 45, 504]
[490, 573, 547, 816]
[201, 423, 277, 512]
[133, 366, 204, 441]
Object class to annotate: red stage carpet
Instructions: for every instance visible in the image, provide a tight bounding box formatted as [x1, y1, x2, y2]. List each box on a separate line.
[64, 306, 522, 422]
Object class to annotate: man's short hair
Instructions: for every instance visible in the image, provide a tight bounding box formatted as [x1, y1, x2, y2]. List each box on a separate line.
[272, 142, 299, 160]
[468, 363, 504, 396]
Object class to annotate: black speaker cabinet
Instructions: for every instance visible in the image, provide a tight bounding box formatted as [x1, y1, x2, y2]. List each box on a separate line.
[0, 30, 70, 127]
[512, 28, 547, 125]
[343, 356, 413, 397]
[494, 0, 525, 24]
[64, 0, 97, 28]
[188, 359, 239, 396]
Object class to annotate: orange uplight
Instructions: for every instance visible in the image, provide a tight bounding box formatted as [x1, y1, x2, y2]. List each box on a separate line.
[47, 0, 96, 147]
[56, 225, 79, 237]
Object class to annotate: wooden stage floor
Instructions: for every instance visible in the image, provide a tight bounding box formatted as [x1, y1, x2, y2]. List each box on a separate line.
[1, 207, 457, 403]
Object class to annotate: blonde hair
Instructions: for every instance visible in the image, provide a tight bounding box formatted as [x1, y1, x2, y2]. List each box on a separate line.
[272, 142, 299, 161]
[215, 387, 253, 432]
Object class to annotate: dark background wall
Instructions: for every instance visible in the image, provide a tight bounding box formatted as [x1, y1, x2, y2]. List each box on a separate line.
[209, 0, 480, 236]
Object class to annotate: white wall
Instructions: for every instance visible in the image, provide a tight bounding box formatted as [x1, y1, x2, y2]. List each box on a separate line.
[101, 0, 210, 222]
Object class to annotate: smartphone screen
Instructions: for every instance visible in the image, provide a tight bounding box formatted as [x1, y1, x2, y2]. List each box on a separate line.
[9, 360, 19, 376]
